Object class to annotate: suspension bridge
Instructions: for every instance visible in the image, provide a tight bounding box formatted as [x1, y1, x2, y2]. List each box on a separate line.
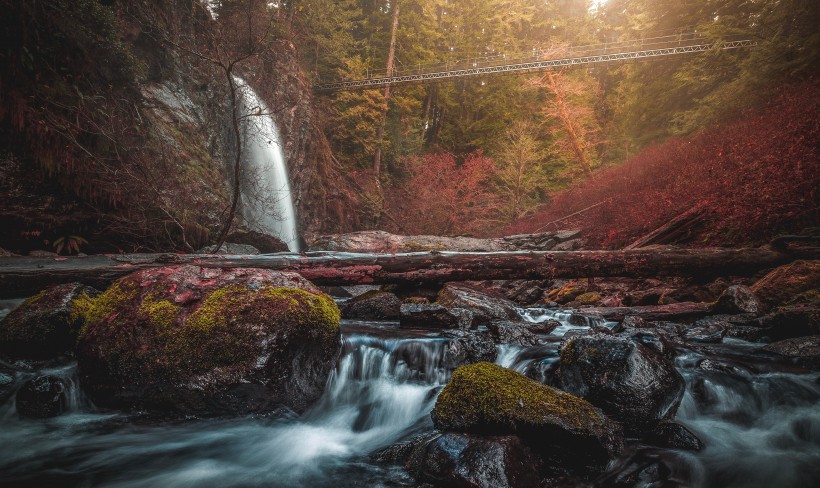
[316, 32, 756, 91]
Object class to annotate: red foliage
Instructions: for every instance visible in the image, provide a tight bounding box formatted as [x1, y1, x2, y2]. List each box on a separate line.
[505, 80, 820, 248]
[385, 151, 500, 235]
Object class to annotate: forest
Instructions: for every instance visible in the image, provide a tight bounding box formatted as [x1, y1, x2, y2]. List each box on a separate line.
[0, 1, 818, 488]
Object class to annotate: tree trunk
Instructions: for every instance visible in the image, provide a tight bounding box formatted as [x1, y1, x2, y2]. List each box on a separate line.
[0, 247, 813, 298]
[372, 1, 400, 174]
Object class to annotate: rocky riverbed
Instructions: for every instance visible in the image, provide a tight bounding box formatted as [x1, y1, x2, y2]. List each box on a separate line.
[0, 260, 818, 487]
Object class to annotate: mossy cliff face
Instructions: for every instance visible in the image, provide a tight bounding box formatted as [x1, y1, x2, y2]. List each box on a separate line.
[432, 362, 622, 468]
[75, 265, 341, 415]
[0, 283, 97, 359]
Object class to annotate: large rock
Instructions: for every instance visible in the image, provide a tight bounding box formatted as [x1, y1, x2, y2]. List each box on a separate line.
[341, 290, 401, 320]
[432, 362, 622, 469]
[0, 283, 97, 359]
[75, 265, 341, 415]
[714, 285, 761, 315]
[751, 260, 820, 311]
[15, 375, 67, 418]
[438, 283, 521, 326]
[486, 320, 539, 346]
[407, 433, 542, 488]
[754, 303, 820, 340]
[443, 331, 497, 368]
[400, 303, 458, 328]
[556, 336, 685, 434]
[761, 336, 820, 367]
[226, 229, 289, 253]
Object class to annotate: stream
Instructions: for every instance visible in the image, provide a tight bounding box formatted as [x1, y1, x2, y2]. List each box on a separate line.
[0, 301, 818, 487]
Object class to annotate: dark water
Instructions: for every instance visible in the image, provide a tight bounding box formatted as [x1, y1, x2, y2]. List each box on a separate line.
[1, 304, 818, 487]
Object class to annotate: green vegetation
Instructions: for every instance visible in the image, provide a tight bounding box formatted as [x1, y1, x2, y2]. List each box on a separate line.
[433, 361, 611, 435]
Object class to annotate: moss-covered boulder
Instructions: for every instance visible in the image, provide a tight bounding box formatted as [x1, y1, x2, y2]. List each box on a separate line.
[0, 283, 97, 359]
[75, 265, 341, 415]
[751, 260, 820, 311]
[432, 362, 622, 470]
[341, 290, 401, 320]
[556, 336, 685, 435]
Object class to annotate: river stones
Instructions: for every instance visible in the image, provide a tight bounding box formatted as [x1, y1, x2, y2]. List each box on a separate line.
[443, 331, 497, 368]
[399, 303, 458, 328]
[437, 283, 521, 326]
[342, 290, 401, 320]
[0, 283, 98, 360]
[751, 260, 820, 312]
[76, 265, 341, 415]
[646, 421, 703, 451]
[714, 285, 762, 315]
[16, 375, 67, 418]
[486, 320, 539, 347]
[555, 335, 685, 434]
[432, 362, 622, 470]
[406, 433, 542, 488]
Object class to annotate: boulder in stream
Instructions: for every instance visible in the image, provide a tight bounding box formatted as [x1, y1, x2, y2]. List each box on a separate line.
[437, 282, 521, 326]
[407, 433, 542, 488]
[342, 290, 401, 320]
[555, 335, 685, 434]
[432, 362, 622, 471]
[75, 265, 341, 415]
[16, 375, 66, 418]
[0, 283, 98, 360]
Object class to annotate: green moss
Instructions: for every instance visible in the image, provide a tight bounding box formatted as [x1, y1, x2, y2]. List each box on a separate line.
[74, 280, 139, 333]
[576, 292, 601, 305]
[138, 295, 181, 329]
[434, 362, 609, 435]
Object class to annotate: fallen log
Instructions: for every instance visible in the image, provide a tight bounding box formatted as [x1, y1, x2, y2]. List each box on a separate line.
[0, 246, 815, 298]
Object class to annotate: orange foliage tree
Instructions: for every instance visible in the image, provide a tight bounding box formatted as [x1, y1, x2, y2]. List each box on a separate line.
[385, 151, 500, 236]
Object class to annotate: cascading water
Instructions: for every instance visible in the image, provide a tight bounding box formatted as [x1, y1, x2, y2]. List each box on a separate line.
[232, 76, 299, 252]
[1, 300, 818, 487]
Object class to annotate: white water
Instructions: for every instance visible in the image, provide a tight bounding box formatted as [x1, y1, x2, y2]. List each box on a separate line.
[232, 76, 299, 252]
[1, 306, 818, 487]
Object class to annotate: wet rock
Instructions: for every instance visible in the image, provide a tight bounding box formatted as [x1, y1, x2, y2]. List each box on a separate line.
[0, 283, 98, 360]
[487, 321, 539, 347]
[594, 449, 682, 488]
[761, 336, 820, 367]
[481, 280, 548, 306]
[621, 315, 650, 329]
[372, 431, 440, 464]
[556, 336, 685, 434]
[714, 285, 762, 315]
[225, 229, 289, 253]
[546, 279, 591, 304]
[444, 332, 497, 368]
[682, 323, 726, 343]
[407, 433, 542, 488]
[437, 283, 521, 326]
[527, 319, 560, 335]
[197, 243, 261, 255]
[751, 260, 820, 311]
[724, 325, 767, 342]
[624, 330, 677, 359]
[342, 290, 401, 320]
[400, 303, 458, 329]
[755, 304, 820, 340]
[432, 362, 622, 470]
[0, 364, 16, 403]
[646, 421, 704, 451]
[448, 308, 477, 330]
[16, 375, 66, 418]
[76, 265, 341, 415]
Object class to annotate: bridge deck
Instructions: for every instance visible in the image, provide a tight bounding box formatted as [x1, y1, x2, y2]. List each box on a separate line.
[317, 34, 756, 91]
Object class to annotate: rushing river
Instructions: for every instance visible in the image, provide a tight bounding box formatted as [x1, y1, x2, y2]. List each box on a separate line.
[1, 303, 818, 487]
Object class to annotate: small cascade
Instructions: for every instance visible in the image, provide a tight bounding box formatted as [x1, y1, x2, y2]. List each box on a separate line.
[232, 76, 299, 252]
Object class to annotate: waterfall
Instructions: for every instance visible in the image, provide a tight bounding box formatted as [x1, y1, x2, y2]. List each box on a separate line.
[232, 76, 299, 252]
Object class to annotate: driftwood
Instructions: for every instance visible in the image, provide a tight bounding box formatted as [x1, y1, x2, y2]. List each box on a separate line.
[0, 246, 814, 298]
[625, 205, 708, 250]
